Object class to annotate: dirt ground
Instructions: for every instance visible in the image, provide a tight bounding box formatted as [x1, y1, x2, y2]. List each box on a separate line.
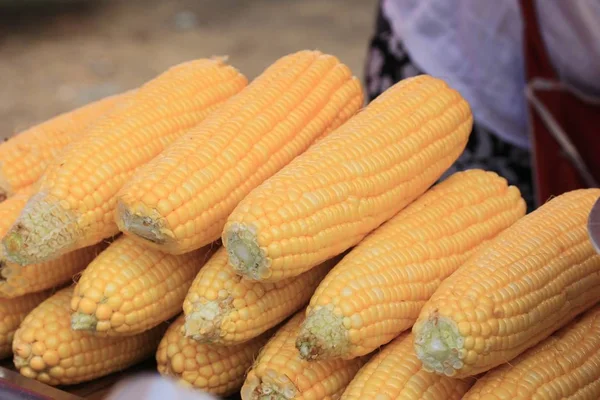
[0, 0, 378, 140]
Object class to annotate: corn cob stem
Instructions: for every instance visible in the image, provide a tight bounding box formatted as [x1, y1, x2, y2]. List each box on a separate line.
[225, 224, 272, 280]
[2, 192, 79, 266]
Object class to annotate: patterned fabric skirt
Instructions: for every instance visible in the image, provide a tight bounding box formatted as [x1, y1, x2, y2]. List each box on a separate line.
[364, 4, 536, 212]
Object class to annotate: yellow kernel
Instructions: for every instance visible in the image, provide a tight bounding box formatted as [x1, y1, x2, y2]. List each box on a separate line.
[78, 298, 97, 314]
[29, 356, 46, 371]
[96, 320, 112, 331]
[96, 304, 113, 320]
[110, 312, 126, 327]
[171, 353, 185, 374]
[32, 342, 46, 356]
[465, 350, 478, 365]
[42, 350, 60, 367]
[57, 344, 71, 358]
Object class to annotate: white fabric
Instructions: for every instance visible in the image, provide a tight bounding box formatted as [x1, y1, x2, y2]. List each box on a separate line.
[106, 375, 218, 400]
[536, 0, 600, 97]
[382, 0, 600, 150]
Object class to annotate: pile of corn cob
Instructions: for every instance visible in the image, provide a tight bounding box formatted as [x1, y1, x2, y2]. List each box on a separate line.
[1, 49, 599, 400]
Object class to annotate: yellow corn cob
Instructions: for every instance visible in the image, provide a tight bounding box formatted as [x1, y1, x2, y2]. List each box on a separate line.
[2, 58, 247, 266]
[0, 189, 105, 298]
[70, 236, 217, 336]
[296, 170, 526, 361]
[341, 332, 474, 400]
[412, 188, 600, 378]
[12, 287, 166, 386]
[0, 91, 131, 200]
[157, 314, 271, 396]
[241, 311, 367, 400]
[223, 74, 473, 282]
[463, 302, 600, 400]
[115, 50, 364, 255]
[0, 291, 51, 359]
[183, 247, 341, 344]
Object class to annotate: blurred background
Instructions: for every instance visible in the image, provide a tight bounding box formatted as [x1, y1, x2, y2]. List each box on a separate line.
[0, 0, 378, 140]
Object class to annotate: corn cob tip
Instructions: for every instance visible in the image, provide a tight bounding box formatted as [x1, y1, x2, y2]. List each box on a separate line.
[115, 201, 172, 246]
[413, 313, 465, 377]
[2, 192, 80, 265]
[183, 299, 232, 342]
[241, 370, 299, 400]
[295, 306, 348, 361]
[71, 312, 98, 331]
[224, 223, 271, 280]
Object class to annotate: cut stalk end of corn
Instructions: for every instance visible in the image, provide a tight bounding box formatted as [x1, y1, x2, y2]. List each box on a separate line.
[71, 312, 98, 331]
[183, 299, 232, 342]
[224, 223, 271, 280]
[296, 306, 348, 360]
[241, 370, 299, 400]
[2, 192, 80, 265]
[413, 314, 466, 377]
[115, 201, 172, 246]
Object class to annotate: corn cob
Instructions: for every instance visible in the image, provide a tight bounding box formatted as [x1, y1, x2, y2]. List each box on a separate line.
[341, 332, 474, 400]
[296, 170, 526, 361]
[2, 58, 248, 266]
[0, 91, 131, 200]
[223, 74, 473, 282]
[0, 189, 105, 298]
[183, 247, 341, 344]
[0, 291, 51, 359]
[157, 314, 271, 396]
[115, 50, 364, 256]
[463, 302, 600, 400]
[13, 287, 166, 386]
[241, 311, 367, 400]
[70, 236, 217, 336]
[412, 188, 600, 378]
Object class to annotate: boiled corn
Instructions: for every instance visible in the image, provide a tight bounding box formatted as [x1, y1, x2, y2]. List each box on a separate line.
[115, 50, 363, 255]
[13, 287, 166, 385]
[71, 236, 217, 336]
[413, 188, 600, 378]
[463, 302, 600, 400]
[183, 247, 341, 344]
[0, 189, 104, 298]
[2, 58, 247, 266]
[241, 311, 367, 400]
[0, 91, 130, 200]
[223, 75, 472, 282]
[341, 332, 474, 400]
[296, 170, 525, 360]
[0, 291, 51, 359]
[157, 314, 271, 396]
